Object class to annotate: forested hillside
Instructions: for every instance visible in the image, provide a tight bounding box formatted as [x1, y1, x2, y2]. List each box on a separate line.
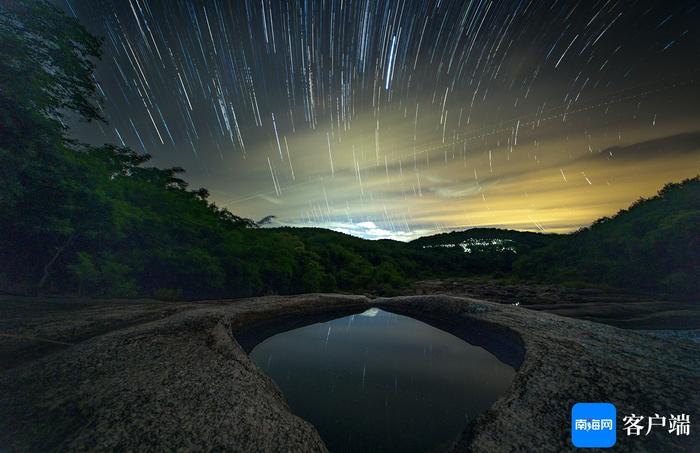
[514, 177, 700, 300]
[0, 1, 328, 298]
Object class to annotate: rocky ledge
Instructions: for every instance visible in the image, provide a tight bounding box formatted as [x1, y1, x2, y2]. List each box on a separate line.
[0, 294, 698, 452]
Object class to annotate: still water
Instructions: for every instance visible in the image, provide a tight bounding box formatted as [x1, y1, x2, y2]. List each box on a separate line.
[249, 308, 515, 453]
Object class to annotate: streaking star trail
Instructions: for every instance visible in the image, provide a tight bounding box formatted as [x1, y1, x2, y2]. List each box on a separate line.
[62, 0, 700, 239]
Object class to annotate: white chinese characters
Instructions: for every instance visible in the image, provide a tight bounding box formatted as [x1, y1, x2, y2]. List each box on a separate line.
[669, 414, 691, 436]
[622, 413, 691, 436]
[574, 418, 614, 432]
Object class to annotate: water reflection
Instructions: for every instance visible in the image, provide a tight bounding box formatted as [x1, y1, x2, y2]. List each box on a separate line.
[249, 308, 515, 453]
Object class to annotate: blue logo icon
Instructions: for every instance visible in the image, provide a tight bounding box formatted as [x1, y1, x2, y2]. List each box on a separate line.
[571, 402, 616, 448]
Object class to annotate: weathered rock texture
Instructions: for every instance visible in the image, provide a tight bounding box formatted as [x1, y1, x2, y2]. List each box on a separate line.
[0, 293, 698, 452]
[402, 279, 700, 329]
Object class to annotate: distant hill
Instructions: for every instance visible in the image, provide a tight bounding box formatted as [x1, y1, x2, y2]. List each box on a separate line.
[409, 228, 556, 255]
[412, 228, 551, 244]
[278, 177, 700, 300]
[279, 226, 545, 293]
[514, 176, 700, 301]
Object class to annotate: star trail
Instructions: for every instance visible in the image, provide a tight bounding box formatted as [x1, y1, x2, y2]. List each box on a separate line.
[62, 0, 700, 240]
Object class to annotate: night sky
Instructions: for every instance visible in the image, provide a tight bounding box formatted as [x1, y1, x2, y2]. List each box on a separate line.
[60, 0, 700, 240]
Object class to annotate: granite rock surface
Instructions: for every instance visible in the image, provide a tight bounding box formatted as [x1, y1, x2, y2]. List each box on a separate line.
[0, 293, 698, 452]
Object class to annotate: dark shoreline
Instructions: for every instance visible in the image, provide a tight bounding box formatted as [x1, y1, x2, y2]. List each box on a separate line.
[402, 279, 700, 329]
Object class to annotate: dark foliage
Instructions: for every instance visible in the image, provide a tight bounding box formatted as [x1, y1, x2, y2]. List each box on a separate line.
[513, 177, 700, 300]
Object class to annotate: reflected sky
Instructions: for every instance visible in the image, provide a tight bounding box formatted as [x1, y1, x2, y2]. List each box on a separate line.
[249, 308, 515, 453]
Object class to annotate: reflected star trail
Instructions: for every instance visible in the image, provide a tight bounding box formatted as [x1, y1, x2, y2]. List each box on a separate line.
[62, 0, 700, 239]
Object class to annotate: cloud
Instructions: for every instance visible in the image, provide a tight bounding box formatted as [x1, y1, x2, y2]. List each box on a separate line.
[279, 218, 433, 242]
[257, 194, 284, 205]
[330, 221, 419, 241]
[359, 308, 380, 317]
[587, 131, 700, 161]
